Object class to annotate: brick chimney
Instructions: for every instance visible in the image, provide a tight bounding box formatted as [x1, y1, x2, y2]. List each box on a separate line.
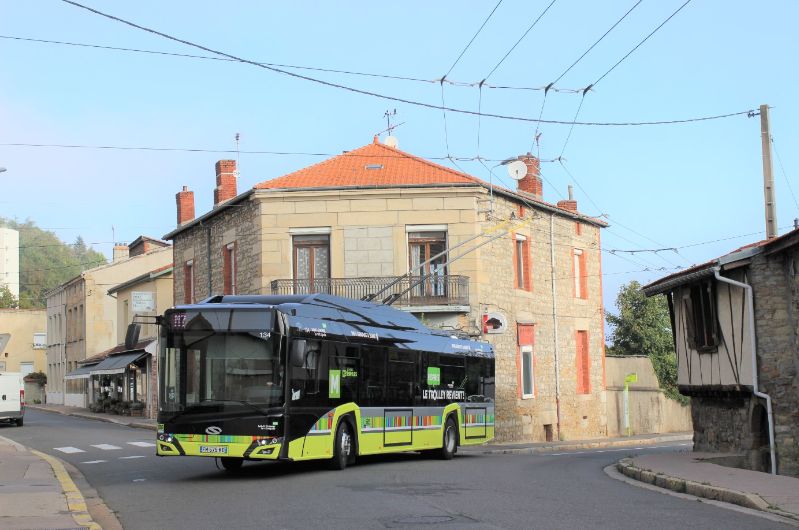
[556, 184, 578, 212]
[517, 153, 542, 200]
[112, 243, 129, 263]
[176, 185, 195, 225]
[213, 160, 237, 207]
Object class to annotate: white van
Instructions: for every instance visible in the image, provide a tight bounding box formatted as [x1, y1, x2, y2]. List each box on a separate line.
[0, 372, 24, 426]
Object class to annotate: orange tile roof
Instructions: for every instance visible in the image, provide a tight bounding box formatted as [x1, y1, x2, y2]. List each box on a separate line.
[254, 137, 485, 190]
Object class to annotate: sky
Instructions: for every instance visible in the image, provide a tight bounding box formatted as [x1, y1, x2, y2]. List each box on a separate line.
[1, 0, 798, 321]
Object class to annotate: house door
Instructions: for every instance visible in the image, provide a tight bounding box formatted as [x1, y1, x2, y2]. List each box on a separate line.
[293, 235, 330, 294]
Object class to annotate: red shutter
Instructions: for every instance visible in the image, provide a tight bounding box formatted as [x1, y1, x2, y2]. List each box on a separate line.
[579, 252, 587, 299]
[511, 232, 519, 288]
[223, 247, 231, 295]
[183, 263, 192, 304]
[523, 239, 531, 291]
[576, 331, 590, 394]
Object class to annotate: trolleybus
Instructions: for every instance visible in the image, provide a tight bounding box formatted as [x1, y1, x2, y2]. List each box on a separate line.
[156, 293, 495, 471]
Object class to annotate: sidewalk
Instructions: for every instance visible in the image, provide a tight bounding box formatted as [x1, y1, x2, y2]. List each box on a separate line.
[459, 431, 692, 455]
[0, 434, 100, 529]
[617, 452, 799, 522]
[29, 403, 157, 430]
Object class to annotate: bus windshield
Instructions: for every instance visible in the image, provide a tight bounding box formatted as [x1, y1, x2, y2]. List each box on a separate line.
[159, 309, 283, 416]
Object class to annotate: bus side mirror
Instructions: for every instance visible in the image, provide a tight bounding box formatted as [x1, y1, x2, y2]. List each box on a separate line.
[125, 323, 141, 350]
[290, 339, 307, 368]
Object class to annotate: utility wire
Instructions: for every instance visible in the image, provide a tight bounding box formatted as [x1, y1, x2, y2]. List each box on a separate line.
[550, 0, 644, 87]
[19, 6, 754, 128]
[772, 137, 799, 215]
[0, 33, 585, 93]
[591, 0, 692, 89]
[482, 0, 558, 82]
[444, 0, 504, 78]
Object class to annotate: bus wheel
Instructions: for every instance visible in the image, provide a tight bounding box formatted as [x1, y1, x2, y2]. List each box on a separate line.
[220, 457, 243, 472]
[15, 418, 23, 427]
[329, 421, 353, 470]
[439, 417, 457, 460]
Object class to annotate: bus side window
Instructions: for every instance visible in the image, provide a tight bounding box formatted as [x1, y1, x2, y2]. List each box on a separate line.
[387, 348, 416, 407]
[361, 346, 387, 407]
[440, 354, 466, 390]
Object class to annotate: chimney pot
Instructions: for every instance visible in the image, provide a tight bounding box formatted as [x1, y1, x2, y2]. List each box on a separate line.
[176, 185, 195, 225]
[214, 160, 238, 207]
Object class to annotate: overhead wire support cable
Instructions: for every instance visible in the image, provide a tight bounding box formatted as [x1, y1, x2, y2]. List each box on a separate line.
[59, 1, 743, 127]
[591, 0, 693, 89]
[443, 0, 504, 79]
[550, 0, 644, 87]
[481, 0, 559, 83]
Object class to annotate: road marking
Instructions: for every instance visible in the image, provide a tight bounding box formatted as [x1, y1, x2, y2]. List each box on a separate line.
[132, 478, 146, 482]
[120, 455, 146, 460]
[128, 441, 156, 447]
[54, 446, 85, 454]
[92, 444, 122, 450]
[31, 449, 101, 530]
[81, 460, 108, 464]
[547, 443, 691, 457]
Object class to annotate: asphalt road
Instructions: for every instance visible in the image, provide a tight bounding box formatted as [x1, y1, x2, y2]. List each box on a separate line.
[0, 409, 791, 530]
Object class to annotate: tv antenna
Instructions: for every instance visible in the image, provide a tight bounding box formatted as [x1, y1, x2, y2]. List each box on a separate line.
[234, 133, 241, 169]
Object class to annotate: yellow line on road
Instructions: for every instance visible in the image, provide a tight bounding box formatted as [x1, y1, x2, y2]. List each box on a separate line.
[31, 449, 102, 530]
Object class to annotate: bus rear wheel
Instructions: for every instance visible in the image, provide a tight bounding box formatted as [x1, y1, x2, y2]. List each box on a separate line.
[329, 421, 353, 470]
[220, 457, 243, 472]
[439, 417, 457, 460]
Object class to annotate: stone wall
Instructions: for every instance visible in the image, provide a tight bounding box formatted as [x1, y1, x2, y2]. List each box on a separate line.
[173, 198, 260, 302]
[749, 247, 799, 476]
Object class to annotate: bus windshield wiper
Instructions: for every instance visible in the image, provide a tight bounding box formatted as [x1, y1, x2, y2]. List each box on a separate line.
[199, 399, 269, 416]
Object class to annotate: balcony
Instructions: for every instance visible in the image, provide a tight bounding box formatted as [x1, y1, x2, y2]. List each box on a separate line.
[269, 275, 469, 311]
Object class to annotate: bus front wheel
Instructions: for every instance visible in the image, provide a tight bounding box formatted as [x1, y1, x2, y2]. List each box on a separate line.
[220, 457, 243, 472]
[439, 417, 457, 460]
[329, 421, 353, 470]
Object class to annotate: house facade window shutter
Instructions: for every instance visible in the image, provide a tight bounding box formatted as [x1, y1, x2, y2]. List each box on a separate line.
[511, 232, 519, 288]
[183, 261, 194, 304]
[576, 330, 590, 394]
[523, 239, 531, 291]
[517, 324, 535, 399]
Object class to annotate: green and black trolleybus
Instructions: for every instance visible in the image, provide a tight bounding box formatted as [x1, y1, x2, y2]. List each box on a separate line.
[156, 293, 495, 470]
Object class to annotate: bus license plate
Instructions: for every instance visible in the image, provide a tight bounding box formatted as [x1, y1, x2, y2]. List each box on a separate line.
[200, 445, 228, 454]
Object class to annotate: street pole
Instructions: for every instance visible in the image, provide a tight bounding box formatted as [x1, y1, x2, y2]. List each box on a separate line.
[760, 104, 777, 239]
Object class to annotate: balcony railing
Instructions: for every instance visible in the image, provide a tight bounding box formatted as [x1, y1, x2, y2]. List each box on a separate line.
[270, 275, 469, 307]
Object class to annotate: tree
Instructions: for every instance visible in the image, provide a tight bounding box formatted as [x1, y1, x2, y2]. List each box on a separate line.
[0, 285, 18, 308]
[0, 217, 107, 308]
[606, 280, 686, 403]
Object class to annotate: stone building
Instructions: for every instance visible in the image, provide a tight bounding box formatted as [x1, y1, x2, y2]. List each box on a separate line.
[164, 137, 608, 442]
[644, 229, 799, 476]
[0, 309, 46, 374]
[45, 241, 171, 406]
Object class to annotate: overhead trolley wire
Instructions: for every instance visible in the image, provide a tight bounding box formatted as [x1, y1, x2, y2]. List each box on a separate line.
[61, 0, 735, 127]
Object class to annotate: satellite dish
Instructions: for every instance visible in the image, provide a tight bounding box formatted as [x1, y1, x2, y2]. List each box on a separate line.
[506, 160, 528, 180]
[384, 136, 399, 148]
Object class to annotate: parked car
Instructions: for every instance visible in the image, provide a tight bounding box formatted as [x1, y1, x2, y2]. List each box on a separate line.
[0, 372, 24, 426]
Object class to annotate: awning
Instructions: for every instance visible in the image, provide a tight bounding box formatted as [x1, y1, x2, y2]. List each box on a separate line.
[65, 363, 99, 380]
[90, 351, 149, 376]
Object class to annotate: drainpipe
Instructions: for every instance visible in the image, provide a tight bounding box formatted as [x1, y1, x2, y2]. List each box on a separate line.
[550, 214, 562, 438]
[713, 267, 776, 474]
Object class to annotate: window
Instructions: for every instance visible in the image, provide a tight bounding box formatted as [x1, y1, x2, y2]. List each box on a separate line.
[517, 324, 534, 398]
[184, 260, 194, 304]
[521, 346, 534, 398]
[513, 234, 531, 291]
[293, 234, 330, 294]
[33, 332, 46, 349]
[684, 281, 718, 351]
[576, 330, 590, 394]
[408, 230, 447, 298]
[573, 249, 587, 299]
[223, 242, 237, 295]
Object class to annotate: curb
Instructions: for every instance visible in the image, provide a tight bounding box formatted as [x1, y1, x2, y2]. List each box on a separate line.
[616, 458, 799, 522]
[31, 449, 103, 530]
[462, 433, 693, 455]
[29, 405, 156, 431]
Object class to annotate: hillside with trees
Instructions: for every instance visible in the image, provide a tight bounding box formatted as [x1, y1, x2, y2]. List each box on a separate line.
[0, 217, 106, 309]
